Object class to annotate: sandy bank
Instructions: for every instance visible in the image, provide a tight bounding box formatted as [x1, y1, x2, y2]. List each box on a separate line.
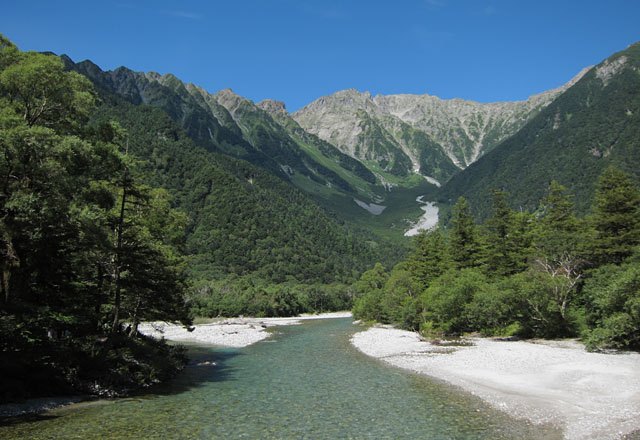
[351, 327, 640, 440]
[139, 311, 352, 348]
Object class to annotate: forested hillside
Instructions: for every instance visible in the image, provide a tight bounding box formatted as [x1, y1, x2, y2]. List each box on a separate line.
[67, 59, 395, 222]
[439, 42, 640, 221]
[89, 98, 395, 285]
[92, 58, 419, 319]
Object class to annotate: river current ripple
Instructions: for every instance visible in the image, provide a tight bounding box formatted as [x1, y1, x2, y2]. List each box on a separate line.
[0, 318, 561, 439]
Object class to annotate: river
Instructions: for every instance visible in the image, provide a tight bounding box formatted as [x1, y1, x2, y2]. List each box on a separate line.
[0, 318, 560, 439]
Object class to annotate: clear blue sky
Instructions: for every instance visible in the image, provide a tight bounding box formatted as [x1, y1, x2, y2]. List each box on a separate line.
[2, 1, 639, 111]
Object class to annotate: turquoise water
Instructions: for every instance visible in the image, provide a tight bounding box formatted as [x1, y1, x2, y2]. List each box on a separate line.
[0, 318, 561, 439]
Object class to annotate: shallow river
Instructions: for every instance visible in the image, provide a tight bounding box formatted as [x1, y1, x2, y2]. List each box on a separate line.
[1, 318, 561, 439]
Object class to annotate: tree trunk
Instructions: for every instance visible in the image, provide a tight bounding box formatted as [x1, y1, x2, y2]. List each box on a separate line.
[128, 297, 142, 338]
[111, 175, 127, 333]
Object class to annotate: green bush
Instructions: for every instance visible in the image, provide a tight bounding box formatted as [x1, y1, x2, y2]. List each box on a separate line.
[503, 271, 577, 338]
[583, 262, 640, 350]
[419, 268, 488, 335]
[465, 278, 525, 336]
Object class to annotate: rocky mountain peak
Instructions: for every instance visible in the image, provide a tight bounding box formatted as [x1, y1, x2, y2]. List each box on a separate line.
[257, 99, 288, 116]
[292, 68, 589, 173]
[213, 88, 243, 101]
[213, 88, 250, 115]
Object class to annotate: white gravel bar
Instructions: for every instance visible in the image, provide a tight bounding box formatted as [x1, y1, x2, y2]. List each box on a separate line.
[0, 313, 352, 419]
[351, 326, 640, 440]
[139, 312, 352, 348]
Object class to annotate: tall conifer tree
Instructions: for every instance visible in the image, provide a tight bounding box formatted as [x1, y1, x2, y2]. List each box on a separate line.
[449, 196, 479, 269]
[589, 166, 640, 265]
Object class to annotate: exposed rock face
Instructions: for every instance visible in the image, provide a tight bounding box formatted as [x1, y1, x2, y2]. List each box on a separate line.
[291, 89, 376, 159]
[292, 68, 590, 174]
[596, 56, 628, 85]
[210, 88, 251, 121]
[257, 99, 288, 116]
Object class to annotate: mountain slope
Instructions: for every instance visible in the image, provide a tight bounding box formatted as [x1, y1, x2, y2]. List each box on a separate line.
[66, 43, 634, 239]
[67, 59, 289, 174]
[66, 58, 443, 239]
[82, 80, 399, 284]
[439, 42, 640, 221]
[68, 59, 403, 216]
[292, 72, 586, 183]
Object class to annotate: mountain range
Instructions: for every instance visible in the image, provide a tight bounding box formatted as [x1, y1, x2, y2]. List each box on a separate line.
[5, 34, 639, 403]
[64, 41, 640, 240]
[292, 73, 586, 179]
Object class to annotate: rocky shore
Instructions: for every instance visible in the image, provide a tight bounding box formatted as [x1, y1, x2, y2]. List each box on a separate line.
[138, 312, 353, 347]
[351, 326, 640, 440]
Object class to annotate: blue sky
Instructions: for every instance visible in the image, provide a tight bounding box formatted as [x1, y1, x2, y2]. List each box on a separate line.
[2, 1, 639, 111]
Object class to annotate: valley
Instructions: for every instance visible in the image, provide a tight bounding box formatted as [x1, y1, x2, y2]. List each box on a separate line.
[2, 31, 640, 440]
[62, 53, 592, 242]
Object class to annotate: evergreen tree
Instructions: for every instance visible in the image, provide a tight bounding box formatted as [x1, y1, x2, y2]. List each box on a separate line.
[540, 181, 577, 231]
[529, 181, 583, 324]
[589, 166, 640, 266]
[405, 228, 450, 291]
[482, 190, 521, 277]
[449, 196, 479, 269]
[535, 180, 581, 259]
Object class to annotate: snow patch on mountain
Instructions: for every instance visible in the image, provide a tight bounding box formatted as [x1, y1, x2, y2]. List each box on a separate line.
[424, 176, 441, 187]
[354, 199, 387, 215]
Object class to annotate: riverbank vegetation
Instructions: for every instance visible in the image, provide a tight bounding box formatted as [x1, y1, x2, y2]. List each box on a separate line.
[0, 37, 191, 401]
[189, 277, 353, 318]
[352, 169, 640, 350]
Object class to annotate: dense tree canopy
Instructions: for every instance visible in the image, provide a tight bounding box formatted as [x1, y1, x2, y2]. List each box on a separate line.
[0, 37, 191, 400]
[353, 169, 640, 350]
[589, 166, 640, 265]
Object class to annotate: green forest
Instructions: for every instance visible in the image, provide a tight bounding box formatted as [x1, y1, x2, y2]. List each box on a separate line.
[0, 37, 196, 399]
[353, 172, 640, 350]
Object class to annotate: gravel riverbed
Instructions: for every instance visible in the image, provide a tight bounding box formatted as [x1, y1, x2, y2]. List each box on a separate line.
[351, 326, 640, 440]
[138, 312, 353, 348]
